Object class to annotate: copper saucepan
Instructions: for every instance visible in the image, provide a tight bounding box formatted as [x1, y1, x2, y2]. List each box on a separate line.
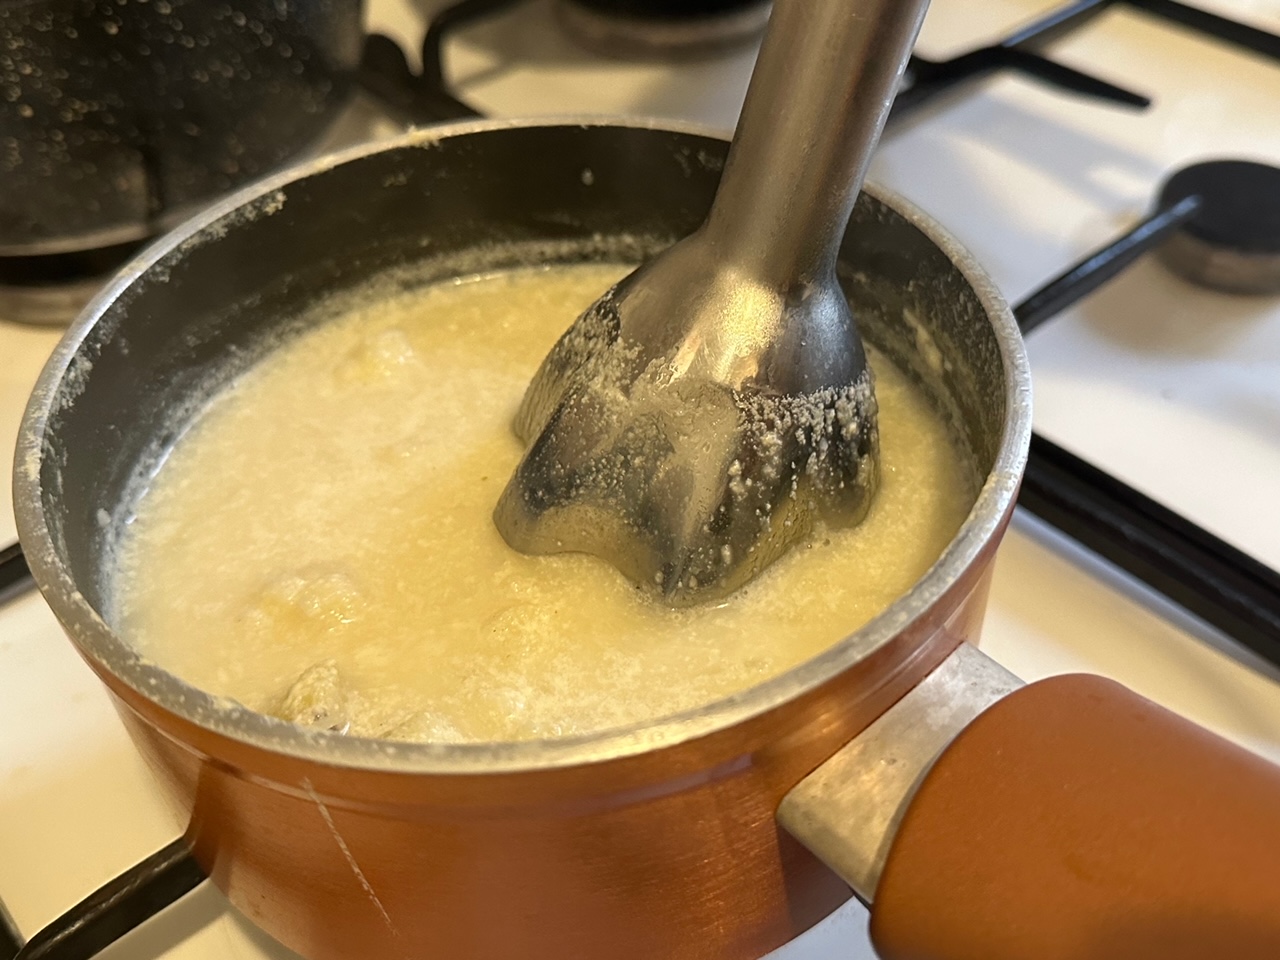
[15, 121, 1280, 960]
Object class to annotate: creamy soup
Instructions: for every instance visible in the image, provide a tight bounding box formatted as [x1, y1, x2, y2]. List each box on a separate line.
[112, 263, 975, 743]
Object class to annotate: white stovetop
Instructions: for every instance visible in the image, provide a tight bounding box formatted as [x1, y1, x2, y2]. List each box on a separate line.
[3, 1, 1280, 958]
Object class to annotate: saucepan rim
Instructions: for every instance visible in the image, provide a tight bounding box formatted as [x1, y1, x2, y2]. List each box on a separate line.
[14, 117, 1033, 775]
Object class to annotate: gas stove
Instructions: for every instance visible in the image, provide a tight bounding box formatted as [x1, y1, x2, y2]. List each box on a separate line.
[3, 1, 1280, 958]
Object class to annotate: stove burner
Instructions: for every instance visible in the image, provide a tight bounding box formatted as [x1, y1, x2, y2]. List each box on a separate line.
[1156, 160, 1280, 294]
[1004, 156, 1280, 670]
[555, 0, 770, 59]
[1016, 158, 1280, 334]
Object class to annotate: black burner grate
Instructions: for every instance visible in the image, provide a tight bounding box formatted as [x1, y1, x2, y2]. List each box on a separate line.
[1, 901, 19, 960]
[893, 0, 1280, 121]
[895, 0, 1151, 118]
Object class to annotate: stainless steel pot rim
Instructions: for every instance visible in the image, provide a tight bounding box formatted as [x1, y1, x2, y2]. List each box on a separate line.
[14, 117, 1033, 775]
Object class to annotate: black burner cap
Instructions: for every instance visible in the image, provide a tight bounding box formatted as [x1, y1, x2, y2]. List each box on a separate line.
[1158, 160, 1280, 255]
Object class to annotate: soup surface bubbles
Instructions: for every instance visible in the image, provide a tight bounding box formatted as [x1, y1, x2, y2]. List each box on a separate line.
[113, 263, 975, 742]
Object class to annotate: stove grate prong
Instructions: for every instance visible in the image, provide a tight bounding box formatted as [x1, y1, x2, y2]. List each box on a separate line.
[892, 0, 1151, 120]
[1, 897, 21, 960]
[13, 839, 202, 960]
[1015, 194, 1201, 333]
[0, 543, 33, 605]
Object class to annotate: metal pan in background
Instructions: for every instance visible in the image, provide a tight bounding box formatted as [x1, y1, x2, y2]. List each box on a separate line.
[0, 0, 364, 258]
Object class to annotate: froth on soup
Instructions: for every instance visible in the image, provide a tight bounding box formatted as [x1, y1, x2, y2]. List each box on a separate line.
[111, 263, 976, 743]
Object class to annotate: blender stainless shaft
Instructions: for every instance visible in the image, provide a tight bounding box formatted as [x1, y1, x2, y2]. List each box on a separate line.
[495, 0, 930, 604]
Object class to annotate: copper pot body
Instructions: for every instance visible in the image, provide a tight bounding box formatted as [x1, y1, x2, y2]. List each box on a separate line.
[15, 122, 1031, 960]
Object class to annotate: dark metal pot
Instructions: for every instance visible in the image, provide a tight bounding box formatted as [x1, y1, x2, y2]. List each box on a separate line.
[0, 0, 364, 256]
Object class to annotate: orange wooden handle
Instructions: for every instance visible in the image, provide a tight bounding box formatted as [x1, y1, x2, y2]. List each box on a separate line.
[869, 674, 1280, 960]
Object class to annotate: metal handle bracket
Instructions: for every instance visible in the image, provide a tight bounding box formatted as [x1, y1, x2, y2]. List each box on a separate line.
[778, 642, 1022, 902]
